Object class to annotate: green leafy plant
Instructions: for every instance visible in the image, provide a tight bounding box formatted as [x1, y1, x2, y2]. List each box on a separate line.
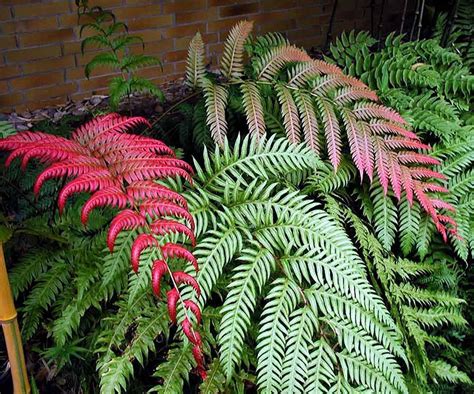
[329, 30, 473, 260]
[184, 22, 457, 247]
[77, 0, 164, 109]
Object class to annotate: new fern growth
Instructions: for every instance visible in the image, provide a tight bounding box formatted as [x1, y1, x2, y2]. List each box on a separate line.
[77, 1, 164, 109]
[0, 114, 205, 377]
[184, 21, 457, 243]
[329, 30, 473, 259]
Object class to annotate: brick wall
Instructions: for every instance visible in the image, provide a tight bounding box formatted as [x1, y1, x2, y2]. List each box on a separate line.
[0, 0, 403, 113]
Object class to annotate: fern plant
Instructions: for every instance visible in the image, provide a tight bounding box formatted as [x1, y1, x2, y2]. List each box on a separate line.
[184, 22, 457, 246]
[150, 135, 411, 393]
[77, 0, 163, 109]
[330, 200, 470, 390]
[329, 31, 473, 259]
[0, 114, 205, 376]
[0, 120, 16, 138]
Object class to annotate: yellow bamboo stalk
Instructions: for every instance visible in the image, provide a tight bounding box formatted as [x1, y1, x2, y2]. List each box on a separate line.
[0, 242, 30, 393]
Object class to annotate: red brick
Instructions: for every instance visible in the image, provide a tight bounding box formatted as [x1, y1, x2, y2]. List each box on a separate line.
[0, 7, 13, 21]
[162, 23, 205, 39]
[176, 8, 218, 24]
[163, 0, 206, 13]
[23, 55, 75, 74]
[0, 35, 16, 50]
[6, 45, 61, 63]
[0, 65, 21, 80]
[113, 5, 162, 19]
[25, 82, 77, 101]
[19, 28, 74, 47]
[0, 16, 57, 34]
[14, 1, 70, 19]
[262, 0, 296, 11]
[79, 75, 115, 91]
[128, 15, 173, 31]
[163, 49, 187, 63]
[12, 71, 65, 90]
[220, 3, 259, 18]
[0, 92, 23, 109]
[0, 81, 9, 94]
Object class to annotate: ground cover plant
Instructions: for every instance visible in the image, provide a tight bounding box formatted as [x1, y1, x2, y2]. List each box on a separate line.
[0, 17, 472, 394]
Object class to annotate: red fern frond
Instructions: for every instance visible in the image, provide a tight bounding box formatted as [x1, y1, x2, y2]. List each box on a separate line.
[173, 272, 201, 297]
[167, 288, 179, 323]
[131, 233, 159, 272]
[107, 209, 146, 251]
[369, 121, 420, 140]
[161, 243, 198, 272]
[139, 201, 195, 230]
[0, 114, 204, 375]
[431, 199, 455, 211]
[126, 181, 188, 208]
[151, 259, 168, 296]
[150, 220, 196, 246]
[81, 186, 130, 224]
[184, 300, 202, 324]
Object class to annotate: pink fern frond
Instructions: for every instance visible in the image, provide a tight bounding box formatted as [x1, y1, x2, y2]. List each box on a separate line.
[369, 121, 420, 140]
[353, 103, 407, 124]
[383, 137, 430, 150]
[398, 152, 441, 166]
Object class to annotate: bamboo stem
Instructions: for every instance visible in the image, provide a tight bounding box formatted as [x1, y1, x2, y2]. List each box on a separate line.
[416, 0, 426, 40]
[409, 0, 420, 41]
[0, 243, 30, 394]
[399, 0, 408, 34]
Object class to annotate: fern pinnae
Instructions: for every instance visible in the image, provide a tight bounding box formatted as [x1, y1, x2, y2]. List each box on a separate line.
[281, 307, 318, 393]
[293, 90, 320, 154]
[202, 79, 229, 147]
[218, 246, 275, 381]
[186, 32, 205, 88]
[240, 81, 265, 139]
[314, 96, 341, 169]
[276, 83, 302, 145]
[220, 20, 253, 80]
[256, 278, 300, 392]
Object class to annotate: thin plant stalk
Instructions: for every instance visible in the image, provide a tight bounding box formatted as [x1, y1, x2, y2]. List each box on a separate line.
[325, 0, 339, 49]
[377, 0, 386, 49]
[416, 0, 426, 40]
[0, 243, 30, 394]
[399, 0, 408, 34]
[410, 0, 420, 40]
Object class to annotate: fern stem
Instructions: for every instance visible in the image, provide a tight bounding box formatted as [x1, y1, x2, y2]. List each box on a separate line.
[146, 91, 201, 132]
